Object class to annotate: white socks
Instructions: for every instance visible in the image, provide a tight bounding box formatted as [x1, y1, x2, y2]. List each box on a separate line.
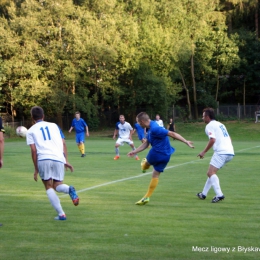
[46, 188, 65, 216]
[202, 177, 212, 196]
[55, 184, 69, 194]
[202, 175, 223, 197]
[210, 174, 223, 197]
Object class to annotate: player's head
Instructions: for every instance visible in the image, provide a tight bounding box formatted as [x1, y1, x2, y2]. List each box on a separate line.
[75, 111, 81, 120]
[202, 107, 215, 123]
[136, 112, 150, 128]
[31, 106, 44, 121]
[119, 115, 125, 124]
[155, 114, 160, 120]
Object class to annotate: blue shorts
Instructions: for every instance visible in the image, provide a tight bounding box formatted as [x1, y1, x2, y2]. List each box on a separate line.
[76, 132, 85, 144]
[146, 148, 175, 173]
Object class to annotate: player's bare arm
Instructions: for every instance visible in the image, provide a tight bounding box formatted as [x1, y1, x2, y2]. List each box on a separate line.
[30, 144, 39, 182]
[65, 162, 74, 172]
[197, 138, 215, 159]
[129, 130, 134, 140]
[127, 141, 149, 157]
[168, 131, 194, 148]
[113, 129, 118, 139]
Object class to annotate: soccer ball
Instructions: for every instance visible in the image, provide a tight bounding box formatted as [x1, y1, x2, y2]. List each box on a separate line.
[16, 126, 28, 138]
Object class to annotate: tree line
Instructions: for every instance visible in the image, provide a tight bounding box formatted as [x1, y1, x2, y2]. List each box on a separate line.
[0, 0, 259, 127]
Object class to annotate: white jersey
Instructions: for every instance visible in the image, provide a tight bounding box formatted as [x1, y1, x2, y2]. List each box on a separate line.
[155, 119, 164, 127]
[205, 120, 234, 155]
[116, 121, 133, 139]
[26, 121, 66, 163]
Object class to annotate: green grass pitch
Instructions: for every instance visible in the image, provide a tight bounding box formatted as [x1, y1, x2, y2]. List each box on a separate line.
[1, 121, 260, 260]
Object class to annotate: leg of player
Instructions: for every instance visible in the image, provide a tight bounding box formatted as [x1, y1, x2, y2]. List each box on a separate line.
[77, 143, 82, 156]
[197, 164, 225, 203]
[114, 144, 120, 160]
[80, 141, 85, 157]
[54, 182, 79, 206]
[136, 170, 160, 205]
[43, 180, 67, 220]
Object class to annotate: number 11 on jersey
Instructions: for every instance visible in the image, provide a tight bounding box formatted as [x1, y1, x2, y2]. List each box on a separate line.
[40, 126, 51, 140]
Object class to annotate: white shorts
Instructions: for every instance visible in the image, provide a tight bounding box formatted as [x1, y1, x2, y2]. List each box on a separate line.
[38, 160, 65, 181]
[116, 137, 133, 146]
[210, 153, 234, 169]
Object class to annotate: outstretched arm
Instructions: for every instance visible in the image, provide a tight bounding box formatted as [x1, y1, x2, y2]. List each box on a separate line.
[127, 140, 149, 157]
[168, 131, 194, 148]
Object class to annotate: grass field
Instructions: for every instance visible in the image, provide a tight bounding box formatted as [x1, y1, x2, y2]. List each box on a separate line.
[1, 121, 260, 260]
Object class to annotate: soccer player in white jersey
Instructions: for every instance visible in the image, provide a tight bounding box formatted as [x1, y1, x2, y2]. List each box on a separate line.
[113, 115, 139, 160]
[27, 106, 79, 221]
[155, 114, 164, 127]
[197, 107, 234, 203]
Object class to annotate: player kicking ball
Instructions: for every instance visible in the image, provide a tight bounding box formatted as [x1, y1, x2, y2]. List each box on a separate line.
[127, 112, 194, 205]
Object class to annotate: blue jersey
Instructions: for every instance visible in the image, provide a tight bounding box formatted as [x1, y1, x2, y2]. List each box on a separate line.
[134, 123, 145, 140]
[71, 118, 87, 133]
[147, 120, 174, 156]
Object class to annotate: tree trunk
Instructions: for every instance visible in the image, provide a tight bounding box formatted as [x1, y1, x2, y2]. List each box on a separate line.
[191, 53, 198, 119]
[255, 1, 259, 39]
[179, 70, 192, 119]
[56, 112, 63, 129]
[215, 74, 219, 101]
[243, 79, 246, 116]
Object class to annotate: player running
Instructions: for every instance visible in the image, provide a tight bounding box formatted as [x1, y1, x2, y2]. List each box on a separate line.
[27, 106, 79, 221]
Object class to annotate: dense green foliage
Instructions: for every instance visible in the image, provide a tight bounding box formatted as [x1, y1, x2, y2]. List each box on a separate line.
[0, 0, 260, 124]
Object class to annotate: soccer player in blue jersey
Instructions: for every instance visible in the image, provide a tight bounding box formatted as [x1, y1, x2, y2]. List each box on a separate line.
[27, 106, 79, 221]
[133, 122, 146, 143]
[127, 112, 194, 205]
[69, 111, 89, 157]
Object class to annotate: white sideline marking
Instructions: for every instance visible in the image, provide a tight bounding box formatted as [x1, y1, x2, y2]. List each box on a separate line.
[60, 145, 260, 197]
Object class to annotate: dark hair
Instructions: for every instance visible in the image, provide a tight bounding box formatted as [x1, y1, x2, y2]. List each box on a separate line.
[137, 112, 150, 121]
[203, 107, 215, 120]
[31, 106, 44, 121]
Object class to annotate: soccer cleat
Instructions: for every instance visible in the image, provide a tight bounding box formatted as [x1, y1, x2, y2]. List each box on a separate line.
[114, 155, 120, 160]
[141, 158, 150, 173]
[69, 186, 79, 206]
[81, 154, 86, 157]
[54, 214, 66, 220]
[135, 156, 140, 160]
[196, 192, 206, 200]
[135, 197, 150, 205]
[212, 195, 225, 203]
